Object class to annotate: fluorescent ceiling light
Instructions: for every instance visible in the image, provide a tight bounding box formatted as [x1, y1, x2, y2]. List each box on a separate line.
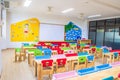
[62, 8, 74, 13]
[24, 0, 32, 7]
[88, 14, 101, 18]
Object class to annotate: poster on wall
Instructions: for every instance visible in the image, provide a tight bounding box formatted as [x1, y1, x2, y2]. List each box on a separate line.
[65, 22, 82, 41]
[10, 18, 40, 42]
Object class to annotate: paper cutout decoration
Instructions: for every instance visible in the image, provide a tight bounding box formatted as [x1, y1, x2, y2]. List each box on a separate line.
[10, 18, 40, 42]
[65, 22, 82, 41]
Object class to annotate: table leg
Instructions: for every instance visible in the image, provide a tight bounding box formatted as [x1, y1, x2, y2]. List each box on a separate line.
[28, 54, 30, 64]
[34, 61, 37, 76]
[37, 64, 41, 80]
[102, 54, 105, 64]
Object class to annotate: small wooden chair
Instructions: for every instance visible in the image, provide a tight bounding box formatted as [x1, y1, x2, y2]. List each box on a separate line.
[86, 55, 95, 68]
[112, 52, 119, 62]
[96, 48, 102, 58]
[90, 47, 96, 57]
[20, 48, 26, 61]
[15, 48, 21, 62]
[107, 52, 119, 63]
[57, 50, 64, 54]
[117, 73, 120, 80]
[75, 56, 87, 70]
[40, 60, 54, 80]
[55, 58, 67, 73]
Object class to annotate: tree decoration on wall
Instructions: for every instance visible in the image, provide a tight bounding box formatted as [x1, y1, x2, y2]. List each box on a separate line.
[65, 22, 82, 41]
[10, 18, 40, 42]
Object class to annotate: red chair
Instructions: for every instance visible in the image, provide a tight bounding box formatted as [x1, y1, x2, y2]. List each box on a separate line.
[40, 60, 54, 80]
[57, 50, 64, 54]
[56, 58, 67, 73]
[118, 73, 120, 78]
[83, 46, 90, 49]
[91, 48, 96, 53]
[65, 53, 78, 57]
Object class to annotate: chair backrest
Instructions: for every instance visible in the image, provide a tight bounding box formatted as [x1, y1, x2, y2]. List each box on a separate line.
[103, 48, 109, 53]
[87, 55, 94, 62]
[57, 50, 64, 54]
[96, 48, 101, 52]
[37, 46, 42, 50]
[118, 73, 120, 78]
[78, 56, 86, 63]
[22, 43, 29, 46]
[91, 47, 96, 52]
[34, 49, 42, 56]
[41, 59, 53, 67]
[44, 50, 52, 56]
[56, 58, 67, 66]
[15, 48, 21, 52]
[113, 52, 118, 58]
[102, 76, 114, 80]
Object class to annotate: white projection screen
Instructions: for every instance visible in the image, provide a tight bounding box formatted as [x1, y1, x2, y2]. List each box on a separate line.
[40, 24, 64, 41]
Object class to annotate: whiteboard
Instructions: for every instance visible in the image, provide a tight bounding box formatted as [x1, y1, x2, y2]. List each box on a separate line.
[40, 24, 64, 41]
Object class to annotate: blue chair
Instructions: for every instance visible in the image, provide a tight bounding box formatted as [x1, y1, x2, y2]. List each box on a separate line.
[43, 49, 52, 56]
[37, 46, 42, 50]
[103, 48, 109, 54]
[22, 43, 29, 46]
[87, 55, 95, 67]
[113, 52, 119, 62]
[87, 55, 94, 62]
[102, 76, 114, 80]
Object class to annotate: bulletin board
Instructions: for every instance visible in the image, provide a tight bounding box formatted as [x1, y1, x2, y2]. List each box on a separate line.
[10, 18, 40, 42]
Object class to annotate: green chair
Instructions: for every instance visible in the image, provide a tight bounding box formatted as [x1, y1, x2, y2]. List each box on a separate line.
[28, 49, 35, 53]
[34, 49, 42, 56]
[75, 56, 87, 70]
[96, 48, 102, 58]
[61, 47, 71, 50]
[15, 48, 21, 52]
[78, 56, 87, 63]
[15, 48, 21, 62]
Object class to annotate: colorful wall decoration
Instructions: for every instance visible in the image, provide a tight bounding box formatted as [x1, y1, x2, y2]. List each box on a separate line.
[65, 22, 82, 41]
[10, 18, 40, 42]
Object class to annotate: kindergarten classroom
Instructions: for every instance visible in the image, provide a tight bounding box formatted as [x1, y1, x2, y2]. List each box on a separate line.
[0, 0, 120, 80]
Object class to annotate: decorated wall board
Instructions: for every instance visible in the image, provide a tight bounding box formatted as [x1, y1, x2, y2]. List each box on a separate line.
[10, 18, 40, 42]
[65, 22, 82, 41]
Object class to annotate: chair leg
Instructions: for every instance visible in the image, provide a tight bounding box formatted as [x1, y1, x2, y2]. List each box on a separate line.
[19, 55, 21, 61]
[15, 55, 17, 62]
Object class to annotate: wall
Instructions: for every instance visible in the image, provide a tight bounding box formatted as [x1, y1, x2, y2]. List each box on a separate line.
[0, 8, 7, 76]
[6, 11, 88, 48]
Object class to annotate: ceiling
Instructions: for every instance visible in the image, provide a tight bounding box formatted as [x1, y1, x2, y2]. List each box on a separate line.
[4, 0, 120, 20]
